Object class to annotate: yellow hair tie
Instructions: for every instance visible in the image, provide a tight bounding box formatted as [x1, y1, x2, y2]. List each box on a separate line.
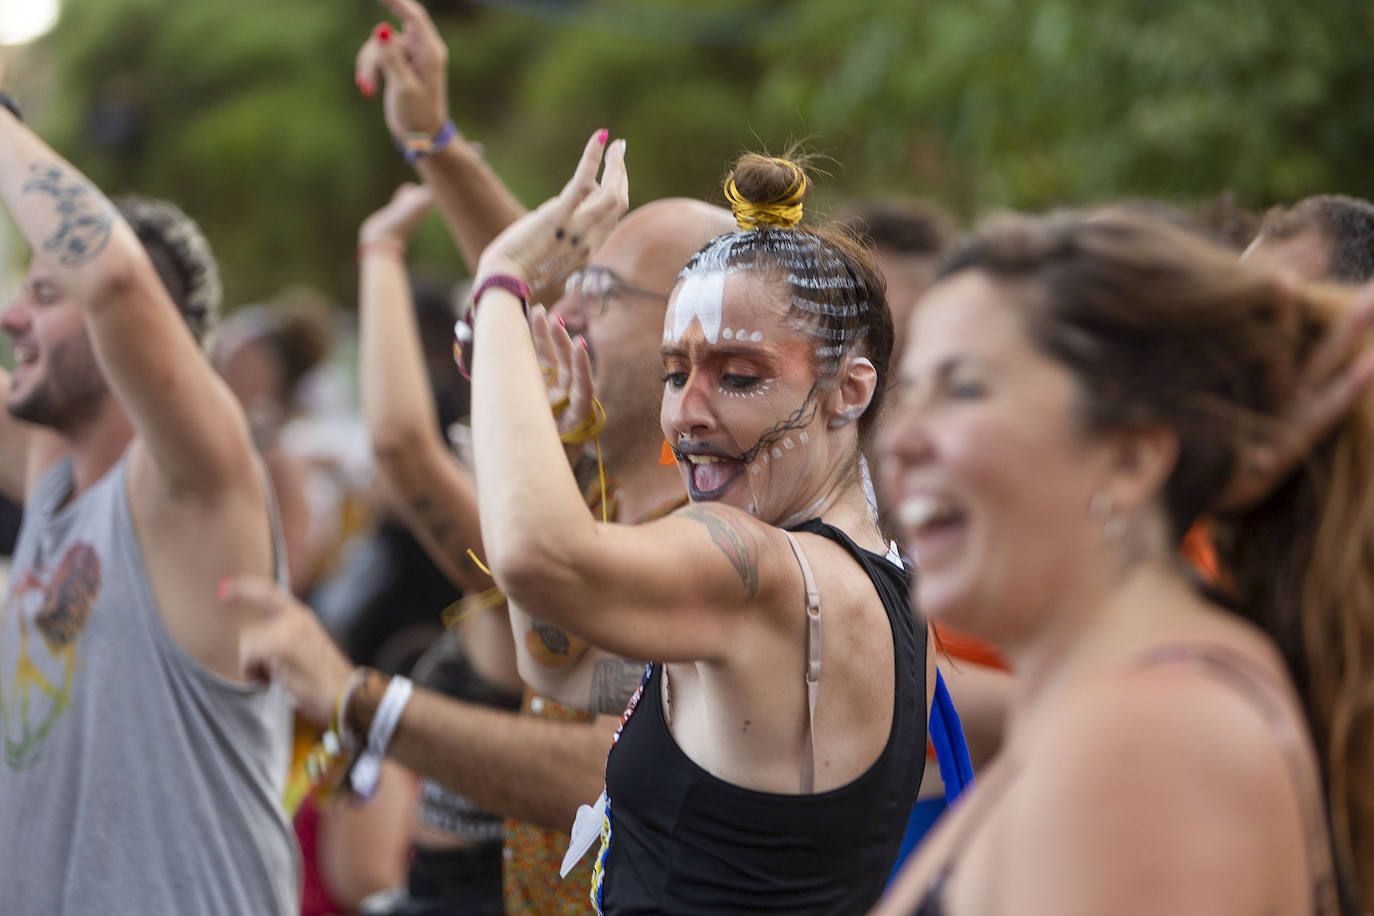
[724, 158, 808, 231]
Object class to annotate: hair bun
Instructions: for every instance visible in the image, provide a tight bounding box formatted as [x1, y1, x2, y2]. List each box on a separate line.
[724, 155, 810, 231]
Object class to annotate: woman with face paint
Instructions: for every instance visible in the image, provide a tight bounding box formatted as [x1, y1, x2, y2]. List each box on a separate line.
[874, 211, 1374, 915]
[462, 132, 928, 914]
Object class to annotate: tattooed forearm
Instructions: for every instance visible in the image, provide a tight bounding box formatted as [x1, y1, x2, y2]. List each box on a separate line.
[590, 658, 647, 715]
[21, 164, 114, 267]
[408, 492, 466, 557]
[679, 505, 760, 598]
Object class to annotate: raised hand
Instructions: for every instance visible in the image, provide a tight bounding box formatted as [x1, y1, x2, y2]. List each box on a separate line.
[355, 0, 449, 139]
[528, 304, 596, 465]
[221, 577, 355, 726]
[475, 130, 628, 292]
[360, 182, 434, 247]
[1219, 279, 1374, 511]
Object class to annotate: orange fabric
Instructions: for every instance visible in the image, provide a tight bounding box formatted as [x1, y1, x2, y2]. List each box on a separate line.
[502, 689, 598, 914]
[1182, 519, 1220, 583]
[933, 623, 1009, 672]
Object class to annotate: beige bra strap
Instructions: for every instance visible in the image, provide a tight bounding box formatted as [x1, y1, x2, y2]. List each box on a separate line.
[783, 531, 822, 794]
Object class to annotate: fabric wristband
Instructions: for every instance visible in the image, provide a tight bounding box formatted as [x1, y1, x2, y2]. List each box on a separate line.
[469, 274, 531, 315]
[399, 119, 457, 163]
[349, 675, 414, 798]
[0, 92, 21, 122]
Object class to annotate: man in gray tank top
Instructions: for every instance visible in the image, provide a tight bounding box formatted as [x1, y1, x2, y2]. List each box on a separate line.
[0, 52, 297, 915]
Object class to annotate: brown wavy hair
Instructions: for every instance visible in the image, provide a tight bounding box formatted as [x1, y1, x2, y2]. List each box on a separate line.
[940, 209, 1374, 911]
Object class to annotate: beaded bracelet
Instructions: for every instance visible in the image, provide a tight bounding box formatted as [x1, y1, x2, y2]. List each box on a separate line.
[398, 119, 457, 163]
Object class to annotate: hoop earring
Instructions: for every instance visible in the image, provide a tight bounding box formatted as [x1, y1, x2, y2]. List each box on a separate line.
[1089, 492, 1127, 543]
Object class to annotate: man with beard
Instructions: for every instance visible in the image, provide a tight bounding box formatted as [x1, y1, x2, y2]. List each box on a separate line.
[0, 62, 295, 915]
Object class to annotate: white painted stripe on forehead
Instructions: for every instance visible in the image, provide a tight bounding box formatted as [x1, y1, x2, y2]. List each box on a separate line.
[671, 270, 726, 344]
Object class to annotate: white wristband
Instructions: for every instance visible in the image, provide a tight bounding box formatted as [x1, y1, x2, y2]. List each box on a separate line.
[349, 675, 414, 798]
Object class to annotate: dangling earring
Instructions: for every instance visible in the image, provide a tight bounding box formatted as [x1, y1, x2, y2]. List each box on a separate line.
[1089, 492, 1127, 543]
[749, 492, 761, 516]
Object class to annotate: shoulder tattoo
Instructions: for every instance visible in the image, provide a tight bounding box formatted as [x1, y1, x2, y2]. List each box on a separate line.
[679, 505, 760, 599]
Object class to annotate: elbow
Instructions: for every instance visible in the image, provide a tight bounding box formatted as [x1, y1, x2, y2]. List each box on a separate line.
[488, 537, 566, 611]
[84, 251, 150, 315]
[371, 422, 428, 476]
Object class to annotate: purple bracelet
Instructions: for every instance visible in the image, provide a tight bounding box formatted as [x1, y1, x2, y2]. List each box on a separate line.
[399, 120, 457, 163]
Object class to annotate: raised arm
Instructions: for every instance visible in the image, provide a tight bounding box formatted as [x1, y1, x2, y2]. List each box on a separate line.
[467, 134, 803, 664]
[0, 91, 255, 501]
[358, 183, 492, 594]
[356, 0, 534, 290]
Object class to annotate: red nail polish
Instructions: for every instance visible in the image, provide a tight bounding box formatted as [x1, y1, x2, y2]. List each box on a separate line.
[596, 129, 608, 145]
[579, 336, 589, 351]
[376, 23, 393, 43]
[556, 314, 566, 329]
[356, 75, 375, 98]
[217, 577, 232, 600]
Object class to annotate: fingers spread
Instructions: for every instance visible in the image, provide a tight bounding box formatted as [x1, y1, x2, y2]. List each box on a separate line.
[529, 305, 559, 378]
[355, 37, 384, 98]
[568, 336, 594, 422]
[375, 21, 419, 88]
[561, 129, 610, 203]
[602, 138, 630, 211]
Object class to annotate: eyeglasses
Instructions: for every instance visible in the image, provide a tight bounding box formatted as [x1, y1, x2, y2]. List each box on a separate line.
[564, 266, 667, 316]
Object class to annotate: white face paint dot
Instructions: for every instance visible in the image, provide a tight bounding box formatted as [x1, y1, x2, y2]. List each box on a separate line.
[772, 447, 783, 459]
[799, 432, 810, 445]
[723, 328, 734, 340]
[751, 464, 762, 475]
[783, 437, 794, 450]
[750, 331, 763, 343]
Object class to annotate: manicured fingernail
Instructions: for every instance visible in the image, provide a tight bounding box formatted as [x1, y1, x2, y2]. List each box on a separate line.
[596, 129, 608, 145]
[579, 336, 589, 351]
[217, 578, 232, 600]
[376, 23, 393, 43]
[618, 139, 628, 158]
[555, 314, 566, 329]
[356, 75, 375, 98]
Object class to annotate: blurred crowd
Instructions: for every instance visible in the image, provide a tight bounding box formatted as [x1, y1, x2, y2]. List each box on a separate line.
[1, 3, 1372, 916]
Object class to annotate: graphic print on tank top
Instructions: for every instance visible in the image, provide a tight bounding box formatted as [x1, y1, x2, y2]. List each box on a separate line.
[0, 542, 102, 770]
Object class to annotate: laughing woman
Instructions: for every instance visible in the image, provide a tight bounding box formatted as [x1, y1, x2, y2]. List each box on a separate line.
[466, 134, 928, 914]
[875, 211, 1374, 915]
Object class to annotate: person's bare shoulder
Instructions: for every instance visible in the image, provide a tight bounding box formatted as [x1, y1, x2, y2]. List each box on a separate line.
[990, 664, 1308, 915]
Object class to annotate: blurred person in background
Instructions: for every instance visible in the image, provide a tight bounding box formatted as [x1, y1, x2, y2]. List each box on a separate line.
[213, 293, 336, 596]
[0, 57, 296, 914]
[1245, 194, 1374, 285]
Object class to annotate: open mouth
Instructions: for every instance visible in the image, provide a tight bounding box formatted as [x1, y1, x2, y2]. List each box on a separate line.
[681, 452, 746, 501]
[897, 494, 968, 562]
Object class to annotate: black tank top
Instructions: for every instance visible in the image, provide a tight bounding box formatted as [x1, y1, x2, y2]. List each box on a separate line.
[596, 519, 927, 915]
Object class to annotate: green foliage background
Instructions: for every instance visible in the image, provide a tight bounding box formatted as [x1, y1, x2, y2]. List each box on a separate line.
[14, 0, 1374, 306]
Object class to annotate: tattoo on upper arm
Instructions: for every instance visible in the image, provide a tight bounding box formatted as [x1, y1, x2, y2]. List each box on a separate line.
[679, 506, 760, 598]
[22, 165, 114, 267]
[524, 618, 586, 667]
[590, 658, 647, 715]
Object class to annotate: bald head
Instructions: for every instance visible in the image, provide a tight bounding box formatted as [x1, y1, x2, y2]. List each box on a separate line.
[553, 199, 734, 464]
[601, 198, 737, 295]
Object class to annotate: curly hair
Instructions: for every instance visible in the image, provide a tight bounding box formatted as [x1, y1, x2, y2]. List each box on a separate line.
[115, 196, 222, 345]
